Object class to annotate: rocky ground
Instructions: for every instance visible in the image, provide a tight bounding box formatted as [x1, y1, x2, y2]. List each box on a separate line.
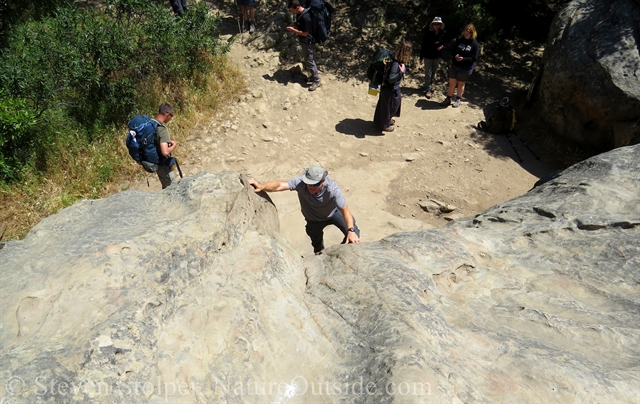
[126, 12, 561, 257]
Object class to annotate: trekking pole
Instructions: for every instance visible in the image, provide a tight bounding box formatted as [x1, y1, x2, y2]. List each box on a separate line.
[512, 130, 540, 160]
[237, 5, 244, 36]
[175, 159, 183, 179]
[505, 133, 523, 162]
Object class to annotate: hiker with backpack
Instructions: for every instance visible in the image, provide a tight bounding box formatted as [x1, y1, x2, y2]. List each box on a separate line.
[247, 165, 360, 254]
[287, 0, 322, 91]
[150, 104, 178, 189]
[440, 24, 480, 108]
[419, 16, 447, 99]
[373, 40, 413, 132]
[126, 103, 178, 189]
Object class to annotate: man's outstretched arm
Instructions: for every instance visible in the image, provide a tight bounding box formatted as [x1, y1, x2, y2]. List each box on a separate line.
[247, 178, 290, 193]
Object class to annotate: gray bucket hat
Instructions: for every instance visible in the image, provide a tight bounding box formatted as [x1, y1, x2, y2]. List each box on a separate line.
[301, 166, 328, 184]
[431, 16, 445, 29]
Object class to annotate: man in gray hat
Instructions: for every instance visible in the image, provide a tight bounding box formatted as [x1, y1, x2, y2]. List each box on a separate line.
[247, 166, 360, 254]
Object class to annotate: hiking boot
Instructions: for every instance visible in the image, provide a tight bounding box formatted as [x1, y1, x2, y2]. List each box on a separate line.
[452, 97, 461, 108]
[390, 119, 395, 125]
[249, 21, 256, 33]
[382, 125, 395, 132]
[308, 81, 321, 92]
[425, 90, 432, 99]
[440, 96, 451, 107]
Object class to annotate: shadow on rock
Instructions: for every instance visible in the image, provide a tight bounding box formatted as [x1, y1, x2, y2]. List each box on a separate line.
[335, 118, 384, 138]
[470, 127, 555, 179]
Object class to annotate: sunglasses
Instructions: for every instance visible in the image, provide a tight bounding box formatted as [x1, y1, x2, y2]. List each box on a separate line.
[310, 180, 323, 187]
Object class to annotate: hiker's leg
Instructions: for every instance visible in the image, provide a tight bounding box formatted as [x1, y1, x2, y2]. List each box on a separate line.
[181, 0, 188, 13]
[424, 58, 437, 91]
[446, 78, 456, 98]
[247, 3, 256, 32]
[156, 165, 174, 189]
[456, 81, 466, 99]
[453, 68, 470, 98]
[303, 42, 320, 83]
[238, 4, 246, 26]
[446, 65, 458, 97]
[423, 60, 431, 90]
[305, 220, 328, 253]
[431, 58, 440, 90]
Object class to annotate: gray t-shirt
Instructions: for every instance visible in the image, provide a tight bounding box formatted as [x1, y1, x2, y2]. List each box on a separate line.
[287, 176, 347, 222]
[155, 121, 170, 144]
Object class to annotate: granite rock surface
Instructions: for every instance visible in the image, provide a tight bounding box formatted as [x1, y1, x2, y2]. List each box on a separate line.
[534, 0, 640, 150]
[1, 146, 639, 403]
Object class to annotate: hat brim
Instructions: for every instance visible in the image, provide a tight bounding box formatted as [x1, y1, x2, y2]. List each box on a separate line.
[301, 169, 328, 184]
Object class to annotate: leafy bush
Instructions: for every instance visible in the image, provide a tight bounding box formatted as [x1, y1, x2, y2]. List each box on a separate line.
[0, 92, 39, 180]
[0, 0, 230, 182]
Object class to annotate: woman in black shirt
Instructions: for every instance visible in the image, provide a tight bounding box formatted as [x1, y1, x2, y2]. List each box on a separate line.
[440, 24, 479, 108]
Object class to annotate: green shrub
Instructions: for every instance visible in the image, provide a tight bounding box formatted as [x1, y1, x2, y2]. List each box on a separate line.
[0, 92, 39, 180]
[0, 0, 230, 182]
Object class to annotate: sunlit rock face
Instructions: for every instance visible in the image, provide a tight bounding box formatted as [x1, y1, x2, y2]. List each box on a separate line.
[534, 0, 640, 150]
[1, 146, 639, 403]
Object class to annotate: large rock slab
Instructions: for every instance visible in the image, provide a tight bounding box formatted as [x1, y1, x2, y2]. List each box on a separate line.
[306, 144, 640, 402]
[533, 0, 640, 151]
[1, 146, 639, 402]
[0, 172, 338, 403]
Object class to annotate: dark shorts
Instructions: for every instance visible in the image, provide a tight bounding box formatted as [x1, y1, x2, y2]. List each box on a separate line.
[236, 0, 255, 6]
[448, 65, 473, 82]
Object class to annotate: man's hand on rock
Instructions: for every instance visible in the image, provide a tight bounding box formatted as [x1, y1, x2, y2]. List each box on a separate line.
[345, 232, 359, 244]
[247, 178, 262, 192]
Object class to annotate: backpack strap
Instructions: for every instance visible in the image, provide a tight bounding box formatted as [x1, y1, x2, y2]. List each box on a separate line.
[296, 8, 313, 40]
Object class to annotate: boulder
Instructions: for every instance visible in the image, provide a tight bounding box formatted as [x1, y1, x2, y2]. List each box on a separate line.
[533, 0, 640, 151]
[1, 146, 639, 402]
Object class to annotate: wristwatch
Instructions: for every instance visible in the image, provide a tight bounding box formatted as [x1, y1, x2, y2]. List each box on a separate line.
[347, 227, 357, 232]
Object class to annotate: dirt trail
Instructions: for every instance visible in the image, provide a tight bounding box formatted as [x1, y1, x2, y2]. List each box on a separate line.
[128, 30, 556, 257]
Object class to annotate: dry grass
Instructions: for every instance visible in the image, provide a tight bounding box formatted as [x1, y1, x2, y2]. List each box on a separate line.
[0, 55, 246, 241]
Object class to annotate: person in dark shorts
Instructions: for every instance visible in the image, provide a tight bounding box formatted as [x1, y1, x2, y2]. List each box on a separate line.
[237, 0, 256, 33]
[248, 166, 360, 254]
[373, 39, 413, 132]
[440, 24, 479, 108]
